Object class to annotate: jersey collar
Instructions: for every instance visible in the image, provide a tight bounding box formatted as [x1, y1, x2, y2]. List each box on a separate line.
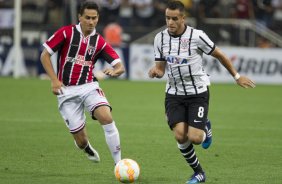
[168, 25, 187, 38]
[76, 23, 96, 37]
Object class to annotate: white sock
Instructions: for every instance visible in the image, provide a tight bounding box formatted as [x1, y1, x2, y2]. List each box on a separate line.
[177, 140, 192, 149]
[102, 121, 121, 164]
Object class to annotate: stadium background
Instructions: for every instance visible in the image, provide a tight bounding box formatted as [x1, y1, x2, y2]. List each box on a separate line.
[0, 0, 282, 83]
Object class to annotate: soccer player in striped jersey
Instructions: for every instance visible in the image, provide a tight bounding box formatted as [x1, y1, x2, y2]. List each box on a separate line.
[148, 1, 255, 183]
[40, 1, 125, 165]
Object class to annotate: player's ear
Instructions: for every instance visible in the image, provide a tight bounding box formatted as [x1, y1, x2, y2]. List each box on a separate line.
[181, 15, 186, 23]
[78, 14, 82, 22]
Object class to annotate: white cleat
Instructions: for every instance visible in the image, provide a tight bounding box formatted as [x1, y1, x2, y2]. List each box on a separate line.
[87, 146, 100, 163]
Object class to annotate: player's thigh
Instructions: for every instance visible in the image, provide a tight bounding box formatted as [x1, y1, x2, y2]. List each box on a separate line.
[93, 106, 113, 124]
[59, 98, 86, 133]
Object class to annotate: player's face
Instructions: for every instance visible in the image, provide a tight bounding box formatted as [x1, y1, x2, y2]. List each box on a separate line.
[165, 9, 185, 35]
[79, 9, 99, 36]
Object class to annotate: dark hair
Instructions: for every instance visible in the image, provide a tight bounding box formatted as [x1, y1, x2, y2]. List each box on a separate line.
[79, 1, 100, 15]
[167, 1, 185, 14]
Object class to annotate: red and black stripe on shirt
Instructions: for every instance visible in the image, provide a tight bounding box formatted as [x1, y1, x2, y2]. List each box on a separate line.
[44, 25, 119, 86]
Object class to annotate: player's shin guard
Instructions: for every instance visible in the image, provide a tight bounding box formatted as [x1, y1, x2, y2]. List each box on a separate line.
[102, 121, 121, 164]
[177, 140, 203, 173]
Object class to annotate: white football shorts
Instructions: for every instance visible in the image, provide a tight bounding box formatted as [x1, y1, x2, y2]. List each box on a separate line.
[57, 82, 110, 133]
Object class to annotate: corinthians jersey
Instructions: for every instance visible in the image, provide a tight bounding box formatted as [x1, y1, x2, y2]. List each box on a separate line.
[43, 24, 121, 86]
[154, 25, 215, 95]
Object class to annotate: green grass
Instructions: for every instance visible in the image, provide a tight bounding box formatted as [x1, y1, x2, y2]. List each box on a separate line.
[0, 77, 281, 184]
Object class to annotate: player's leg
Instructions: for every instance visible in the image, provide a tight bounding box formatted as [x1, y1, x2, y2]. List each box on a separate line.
[187, 126, 206, 145]
[180, 125, 206, 183]
[173, 123, 205, 175]
[84, 83, 121, 164]
[58, 90, 100, 163]
[73, 128, 100, 163]
[93, 106, 121, 164]
[185, 93, 209, 183]
[165, 94, 205, 182]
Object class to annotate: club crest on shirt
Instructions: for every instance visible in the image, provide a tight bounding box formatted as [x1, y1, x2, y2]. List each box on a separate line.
[87, 46, 96, 55]
[180, 39, 190, 49]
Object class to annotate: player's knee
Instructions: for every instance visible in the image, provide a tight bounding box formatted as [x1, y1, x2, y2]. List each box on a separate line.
[92, 107, 113, 124]
[174, 130, 187, 143]
[98, 116, 113, 125]
[188, 134, 203, 145]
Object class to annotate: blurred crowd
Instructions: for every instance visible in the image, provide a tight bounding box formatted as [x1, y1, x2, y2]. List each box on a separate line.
[0, 0, 281, 78]
[0, 0, 282, 46]
[76, 0, 282, 33]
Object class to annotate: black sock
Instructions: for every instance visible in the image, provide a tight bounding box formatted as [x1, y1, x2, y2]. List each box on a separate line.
[84, 143, 94, 156]
[178, 141, 204, 173]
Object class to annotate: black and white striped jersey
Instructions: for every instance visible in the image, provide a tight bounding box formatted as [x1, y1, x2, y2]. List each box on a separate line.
[154, 25, 215, 96]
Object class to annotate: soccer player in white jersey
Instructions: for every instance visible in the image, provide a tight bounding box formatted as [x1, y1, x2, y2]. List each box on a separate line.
[40, 1, 125, 165]
[148, 1, 255, 183]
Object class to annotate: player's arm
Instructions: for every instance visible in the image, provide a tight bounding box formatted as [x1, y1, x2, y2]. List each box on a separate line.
[148, 61, 166, 78]
[211, 47, 255, 88]
[40, 49, 63, 95]
[99, 38, 125, 77]
[103, 62, 125, 77]
[149, 32, 166, 79]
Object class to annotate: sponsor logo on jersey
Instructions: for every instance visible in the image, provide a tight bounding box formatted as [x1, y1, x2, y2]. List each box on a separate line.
[166, 56, 189, 64]
[66, 55, 92, 66]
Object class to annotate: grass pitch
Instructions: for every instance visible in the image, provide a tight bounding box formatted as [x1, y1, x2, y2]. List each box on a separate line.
[0, 77, 281, 184]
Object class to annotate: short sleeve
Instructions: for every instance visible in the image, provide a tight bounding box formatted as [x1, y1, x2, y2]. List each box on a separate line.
[154, 32, 166, 62]
[197, 31, 215, 55]
[97, 35, 121, 66]
[43, 27, 66, 55]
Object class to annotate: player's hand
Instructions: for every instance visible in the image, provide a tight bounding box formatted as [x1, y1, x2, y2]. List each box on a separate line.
[103, 63, 125, 77]
[236, 76, 256, 88]
[103, 68, 119, 77]
[51, 79, 64, 95]
[148, 67, 163, 78]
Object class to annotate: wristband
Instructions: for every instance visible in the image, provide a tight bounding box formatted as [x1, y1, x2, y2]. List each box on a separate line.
[234, 73, 240, 80]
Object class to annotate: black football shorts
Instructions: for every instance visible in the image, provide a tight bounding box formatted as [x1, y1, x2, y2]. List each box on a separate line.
[165, 90, 209, 130]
